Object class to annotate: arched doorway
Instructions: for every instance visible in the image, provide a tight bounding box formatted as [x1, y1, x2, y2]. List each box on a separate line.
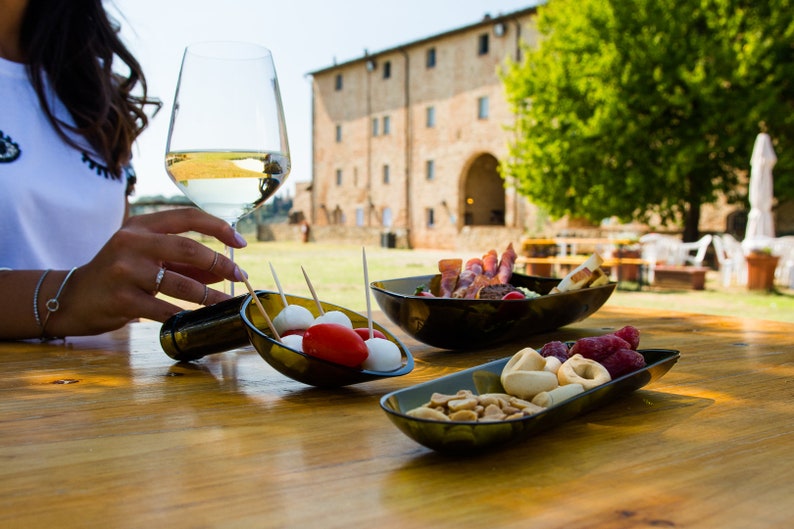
[461, 153, 505, 226]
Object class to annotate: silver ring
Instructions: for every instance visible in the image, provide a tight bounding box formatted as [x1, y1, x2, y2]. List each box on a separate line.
[208, 251, 219, 272]
[153, 267, 166, 293]
[200, 285, 209, 305]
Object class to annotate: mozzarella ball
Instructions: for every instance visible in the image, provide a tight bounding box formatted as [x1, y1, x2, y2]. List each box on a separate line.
[362, 338, 402, 372]
[313, 310, 353, 328]
[280, 333, 304, 352]
[273, 305, 315, 335]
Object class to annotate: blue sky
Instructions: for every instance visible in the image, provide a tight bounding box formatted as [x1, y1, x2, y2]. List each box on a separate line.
[112, 0, 539, 198]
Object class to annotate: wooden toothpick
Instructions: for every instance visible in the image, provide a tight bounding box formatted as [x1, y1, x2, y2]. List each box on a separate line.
[269, 261, 289, 308]
[241, 276, 281, 342]
[301, 266, 325, 315]
[362, 247, 373, 339]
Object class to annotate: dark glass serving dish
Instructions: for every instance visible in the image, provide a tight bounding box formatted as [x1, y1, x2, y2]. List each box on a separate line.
[240, 291, 414, 388]
[370, 273, 616, 350]
[380, 348, 680, 454]
[161, 291, 414, 388]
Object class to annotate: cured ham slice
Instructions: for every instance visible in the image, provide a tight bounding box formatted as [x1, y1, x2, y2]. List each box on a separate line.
[432, 244, 521, 298]
[495, 243, 517, 284]
[438, 259, 462, 297]
[465, 274, 492, 299]
[452, 258, 483, 298]
[482, 249, 498, 278]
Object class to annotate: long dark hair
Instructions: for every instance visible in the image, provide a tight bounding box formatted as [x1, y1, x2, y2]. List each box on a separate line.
[19, 0, 161, 179]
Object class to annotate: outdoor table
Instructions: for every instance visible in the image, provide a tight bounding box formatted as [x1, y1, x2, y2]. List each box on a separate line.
[1, 306, 792, 528]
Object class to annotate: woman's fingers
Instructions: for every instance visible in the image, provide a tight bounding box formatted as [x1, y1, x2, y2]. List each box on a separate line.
[118, 210, 248, 285]
[65, 208, 252, 333]
[125, 208, 248, 249]
[152, 268, 228, 307]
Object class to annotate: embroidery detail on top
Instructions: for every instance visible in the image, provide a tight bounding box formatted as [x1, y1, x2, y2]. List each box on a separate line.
[0, 130, 21, 163]
[81, 151, 119, 180]
[124, 164, 137, 196]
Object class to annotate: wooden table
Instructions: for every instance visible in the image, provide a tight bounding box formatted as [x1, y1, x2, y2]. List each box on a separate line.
[521, 237, 635, 257]
[2, 307, 792, 528]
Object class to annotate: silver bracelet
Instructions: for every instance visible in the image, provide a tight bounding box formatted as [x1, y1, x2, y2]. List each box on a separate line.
[33, 269, 51, 331]
[41, 267, 77, 339]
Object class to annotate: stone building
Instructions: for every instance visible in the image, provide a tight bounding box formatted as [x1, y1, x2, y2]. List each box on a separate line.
[301, 6, 794, 250]
[305, 7, 543, 250]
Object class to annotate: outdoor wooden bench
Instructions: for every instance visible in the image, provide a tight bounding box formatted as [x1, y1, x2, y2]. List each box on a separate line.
[652, 265, 709, 290]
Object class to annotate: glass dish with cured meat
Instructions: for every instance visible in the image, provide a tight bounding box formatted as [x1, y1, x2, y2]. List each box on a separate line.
[370, 244, 616, 350]
[380, 328, 680, 453]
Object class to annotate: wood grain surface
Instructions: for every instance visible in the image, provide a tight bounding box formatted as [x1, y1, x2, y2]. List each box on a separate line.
[1, 306, 792, 528]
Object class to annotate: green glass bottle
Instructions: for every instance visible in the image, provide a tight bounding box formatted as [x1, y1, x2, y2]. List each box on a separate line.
[159, 294, 253, 362]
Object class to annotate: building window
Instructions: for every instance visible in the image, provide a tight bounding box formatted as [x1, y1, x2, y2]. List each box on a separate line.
[382, 207, 393, 228]
[426, 106, 436, 128]
[383, 115, 391, 135]
[335, 73, 343, 90]
[426, 48, 436, 68]
[335, 169, 342, 186]
[335, 124, 342, 142]
[478, 33, 489, 55]
[383, 164, 390, 184]
[355, 207, 365, 227]
[372, 117, 379, 137]
[426, 159, 435, 180]
[383, 61, 391, 79]
[426, 208, 435, 228]
[477, 96, 489, 119]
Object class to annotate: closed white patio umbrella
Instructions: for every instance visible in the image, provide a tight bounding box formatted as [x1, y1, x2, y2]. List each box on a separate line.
[744, 132, 777, 250]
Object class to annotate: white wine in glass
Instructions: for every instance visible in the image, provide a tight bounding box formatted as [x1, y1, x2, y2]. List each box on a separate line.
[165, 41, 290, 294]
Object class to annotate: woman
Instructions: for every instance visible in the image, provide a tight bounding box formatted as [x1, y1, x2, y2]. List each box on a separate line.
[0, 0, 246, 340]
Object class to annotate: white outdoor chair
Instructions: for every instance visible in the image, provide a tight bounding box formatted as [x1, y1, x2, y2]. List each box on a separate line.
[713, 234, 746, 287]
[639, 233, 682, 283]
[771, 236, 794, 288]
[675, 234, 713, 267]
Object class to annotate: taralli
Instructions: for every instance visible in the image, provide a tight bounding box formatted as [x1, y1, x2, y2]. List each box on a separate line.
[557, 354, 611, 390]
[542, 356, 562, 374]
[502, 347, 547, 373]
[501, 347, 561, 399]
[501, 369, 559, 400]
[531, 383, 585, 407]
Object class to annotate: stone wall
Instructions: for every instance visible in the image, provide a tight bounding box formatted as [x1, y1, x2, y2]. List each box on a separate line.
[256, 223, 525, 252]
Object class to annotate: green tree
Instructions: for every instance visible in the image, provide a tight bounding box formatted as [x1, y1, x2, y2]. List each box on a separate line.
[502, 0, 794, 241]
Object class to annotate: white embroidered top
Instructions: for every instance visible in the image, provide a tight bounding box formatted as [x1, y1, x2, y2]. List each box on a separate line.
[0, 56, 127, 270]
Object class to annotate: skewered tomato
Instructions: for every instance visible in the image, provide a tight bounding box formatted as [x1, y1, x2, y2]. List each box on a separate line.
[353, 328, 387, 341]
[302, 323, 368, 367]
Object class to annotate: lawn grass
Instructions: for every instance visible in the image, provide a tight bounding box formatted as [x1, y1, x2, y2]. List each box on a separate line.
[222, 240, 794, 323]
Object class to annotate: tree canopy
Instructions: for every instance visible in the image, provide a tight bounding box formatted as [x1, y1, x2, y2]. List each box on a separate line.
[501, 0, 794, 240]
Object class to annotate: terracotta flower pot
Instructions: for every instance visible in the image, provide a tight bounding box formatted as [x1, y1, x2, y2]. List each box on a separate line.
[745, 253, 779, 291]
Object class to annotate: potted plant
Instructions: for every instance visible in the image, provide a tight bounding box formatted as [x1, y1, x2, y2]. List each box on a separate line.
[745, 247, 779, 291]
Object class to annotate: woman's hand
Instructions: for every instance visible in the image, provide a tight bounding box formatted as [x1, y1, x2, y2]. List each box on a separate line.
[44, 208, 248, 337]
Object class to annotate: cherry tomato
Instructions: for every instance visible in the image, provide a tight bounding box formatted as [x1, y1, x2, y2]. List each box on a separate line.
[416, 291, 436, 297]
[353, 328, 387, 341]
[302, 323, 368, 367]
[282, 329, 306, 337]
[501, 291, 526, 300]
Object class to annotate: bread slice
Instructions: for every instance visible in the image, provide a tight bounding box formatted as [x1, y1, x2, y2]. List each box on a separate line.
[551, 253, 605, 293]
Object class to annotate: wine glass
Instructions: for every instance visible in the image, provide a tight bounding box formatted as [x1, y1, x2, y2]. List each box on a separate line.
[165, 41, 290, 295]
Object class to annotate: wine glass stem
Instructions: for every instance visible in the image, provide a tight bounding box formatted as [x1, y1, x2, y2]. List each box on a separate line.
[228, 221, 237, 296]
